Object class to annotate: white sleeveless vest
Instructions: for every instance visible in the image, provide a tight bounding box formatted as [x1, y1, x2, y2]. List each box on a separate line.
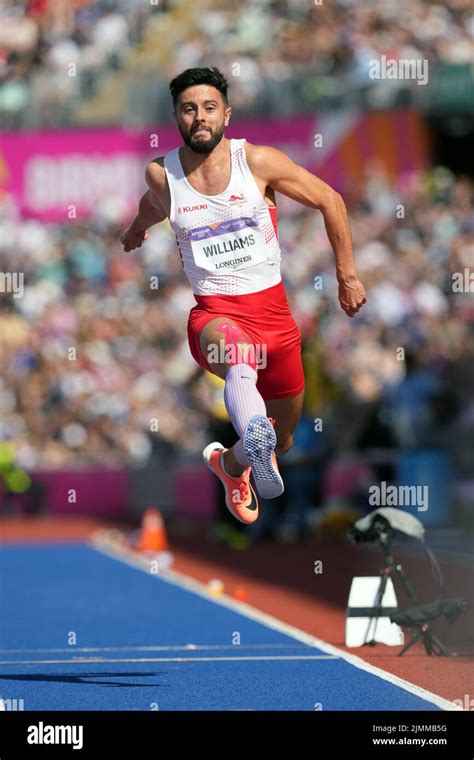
[163, 138, 282, 296]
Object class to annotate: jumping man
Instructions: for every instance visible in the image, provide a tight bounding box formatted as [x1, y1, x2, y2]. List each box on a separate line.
[120, 67, 366, 525]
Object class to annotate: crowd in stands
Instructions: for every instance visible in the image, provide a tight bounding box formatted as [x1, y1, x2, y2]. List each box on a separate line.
[1, 0, 473, 127]
[1, 165, 472, 469]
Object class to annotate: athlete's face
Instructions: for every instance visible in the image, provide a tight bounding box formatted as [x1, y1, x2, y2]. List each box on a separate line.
[174, 85, 231, 154]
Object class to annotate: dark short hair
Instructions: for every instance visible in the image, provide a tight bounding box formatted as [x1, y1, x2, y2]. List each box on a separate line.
[169, 67, 229, 107]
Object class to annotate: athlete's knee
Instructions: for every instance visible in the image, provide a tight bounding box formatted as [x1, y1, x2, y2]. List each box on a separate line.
[214, 320, 258, 371]
[275, 434, 293, 455]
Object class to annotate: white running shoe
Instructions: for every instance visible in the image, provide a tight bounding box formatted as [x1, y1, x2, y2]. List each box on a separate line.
[243, 415, 284, 499]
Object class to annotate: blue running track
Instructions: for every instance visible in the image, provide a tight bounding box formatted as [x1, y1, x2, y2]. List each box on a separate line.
[0, 544, 449, 711]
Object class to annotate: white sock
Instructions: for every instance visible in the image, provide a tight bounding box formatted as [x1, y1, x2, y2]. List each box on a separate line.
[223, 363, 267, 466]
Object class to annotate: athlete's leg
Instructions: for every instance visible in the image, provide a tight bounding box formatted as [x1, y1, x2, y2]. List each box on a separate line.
[199, 317, 266, 477]
[199, 316, 258, 380]
[265, 390, 305, 456]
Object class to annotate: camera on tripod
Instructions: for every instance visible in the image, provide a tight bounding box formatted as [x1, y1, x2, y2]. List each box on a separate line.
[346, 508, 466, 656]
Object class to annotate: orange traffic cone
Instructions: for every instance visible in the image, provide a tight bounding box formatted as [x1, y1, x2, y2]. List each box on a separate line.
[137, 508, 168, 553]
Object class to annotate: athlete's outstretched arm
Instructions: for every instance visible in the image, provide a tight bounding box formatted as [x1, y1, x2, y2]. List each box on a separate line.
[120, 164, 168, 252]
[250, 146, 366, 317]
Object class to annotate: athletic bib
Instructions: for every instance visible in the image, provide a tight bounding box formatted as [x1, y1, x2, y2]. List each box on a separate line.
[188, 213, 270, 272]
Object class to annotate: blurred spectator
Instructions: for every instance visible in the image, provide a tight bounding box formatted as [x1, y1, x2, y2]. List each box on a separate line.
[382, 349, 442, 447]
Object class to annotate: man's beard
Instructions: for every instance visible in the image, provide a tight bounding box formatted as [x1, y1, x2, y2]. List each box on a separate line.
[180, 124, 225, 154]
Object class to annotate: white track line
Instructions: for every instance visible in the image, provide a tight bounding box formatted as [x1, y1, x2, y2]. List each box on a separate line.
[0, 655, 337, 666]
[89, 535, 463, 711]
[0, 643, 318, 654]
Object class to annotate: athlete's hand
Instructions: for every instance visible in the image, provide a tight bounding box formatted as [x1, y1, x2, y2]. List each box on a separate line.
[338, 276, 366, 317]
[120, 224, 148, 252]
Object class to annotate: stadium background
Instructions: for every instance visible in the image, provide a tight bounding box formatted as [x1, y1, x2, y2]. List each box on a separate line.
[0, 0, 473, 698]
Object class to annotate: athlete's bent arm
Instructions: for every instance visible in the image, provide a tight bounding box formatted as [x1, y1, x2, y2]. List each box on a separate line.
[120, 165, 168, 252]
[250, 146, 366, 317]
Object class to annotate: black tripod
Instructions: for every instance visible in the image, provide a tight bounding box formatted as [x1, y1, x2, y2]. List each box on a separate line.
[391, 597, 466, 656]
[351, 511, 465, 656]
[363, 525, 417, 647]
[397, 618, 451, 656]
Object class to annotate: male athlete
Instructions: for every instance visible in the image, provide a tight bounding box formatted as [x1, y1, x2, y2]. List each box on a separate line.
[120, 67, 366, 525]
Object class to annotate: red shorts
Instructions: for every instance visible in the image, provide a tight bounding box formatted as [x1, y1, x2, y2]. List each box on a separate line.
[187, 280, 305, 400]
